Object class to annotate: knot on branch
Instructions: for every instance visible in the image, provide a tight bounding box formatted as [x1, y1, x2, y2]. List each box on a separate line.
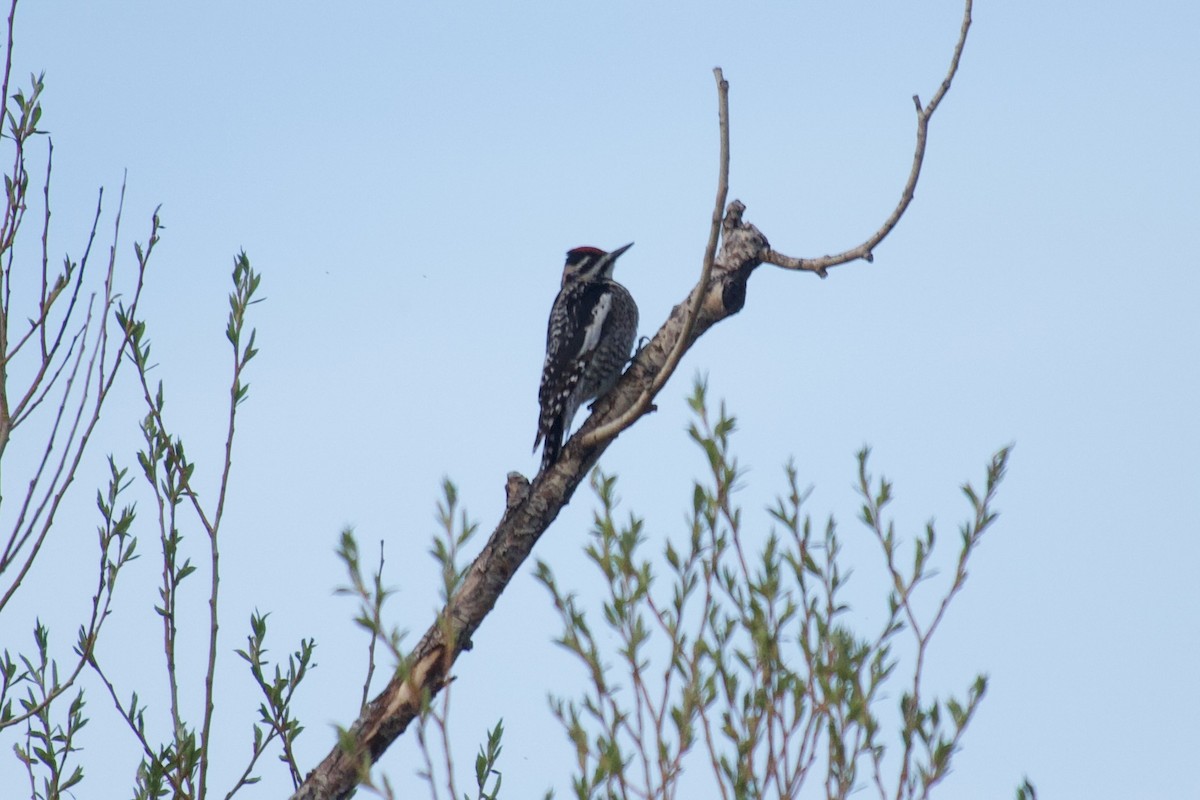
[712, 200, 768, 315]
[504, 472, 530, 509]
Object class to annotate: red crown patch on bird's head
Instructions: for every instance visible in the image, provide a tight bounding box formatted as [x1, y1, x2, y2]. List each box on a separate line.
[566, 246, 605, 258]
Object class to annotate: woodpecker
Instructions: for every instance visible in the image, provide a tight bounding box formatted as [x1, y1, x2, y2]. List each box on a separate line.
[534, 243, 638, 471]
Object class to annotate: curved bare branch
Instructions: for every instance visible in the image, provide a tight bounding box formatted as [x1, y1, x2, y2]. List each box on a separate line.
[761, 0, 973, 278]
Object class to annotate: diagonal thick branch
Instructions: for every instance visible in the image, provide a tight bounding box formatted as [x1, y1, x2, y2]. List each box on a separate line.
[293, 203, 767, 800]
[293, 3, 971, 796]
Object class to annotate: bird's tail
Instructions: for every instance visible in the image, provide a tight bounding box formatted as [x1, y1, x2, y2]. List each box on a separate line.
[537, 417, 565, 472]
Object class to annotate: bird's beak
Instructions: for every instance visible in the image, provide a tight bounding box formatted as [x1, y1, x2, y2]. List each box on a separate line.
[610, 242, 634, 260]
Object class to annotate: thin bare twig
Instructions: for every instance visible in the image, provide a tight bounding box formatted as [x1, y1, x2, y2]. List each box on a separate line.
[0, 150, 154, 726]
[0, 451, 129, 731]
[762, 0, 972, 278]
[578, 66, 730, 451]
[6, 181, 100, 432]
[359, 540, 386, 712]
[124, 254, 253, 800]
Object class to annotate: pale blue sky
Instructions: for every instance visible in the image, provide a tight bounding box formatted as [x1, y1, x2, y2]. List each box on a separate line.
[2, 1, 1198, 797]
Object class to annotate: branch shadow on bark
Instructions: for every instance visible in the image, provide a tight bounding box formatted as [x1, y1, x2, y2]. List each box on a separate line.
[294, 2, 972, 796]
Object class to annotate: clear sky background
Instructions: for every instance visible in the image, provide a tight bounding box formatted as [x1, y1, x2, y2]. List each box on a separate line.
[1, 1, 1198, 797]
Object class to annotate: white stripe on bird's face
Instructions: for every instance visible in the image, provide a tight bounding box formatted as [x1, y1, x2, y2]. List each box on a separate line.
[596, 254, 617, 281]
[575, 256, 603, 283]
[562, 250, 602, 288]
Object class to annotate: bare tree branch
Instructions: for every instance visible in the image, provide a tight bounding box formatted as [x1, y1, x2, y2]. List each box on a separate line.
[580, 66, 730, 451]
[761, 0, 972, 278]
[0, 197, 157, 728]
[294, 3, 973, 796]
[0, 180, 154, 614]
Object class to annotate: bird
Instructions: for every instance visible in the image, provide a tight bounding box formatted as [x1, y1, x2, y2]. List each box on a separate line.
[533, 243, 638, 471]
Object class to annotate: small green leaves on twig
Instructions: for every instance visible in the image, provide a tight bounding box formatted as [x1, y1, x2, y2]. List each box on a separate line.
[539, 376, 1013, 800]
[335, 530, 406, 703]
[432, 478, 481, 611]
[5, 72, 46, 142]
[471, 719, 505, 800]
[414, 480, 487, 800]
[227, 251, 262, 407]
[10, 623, 88, 798]
[232, 611, 316, 793]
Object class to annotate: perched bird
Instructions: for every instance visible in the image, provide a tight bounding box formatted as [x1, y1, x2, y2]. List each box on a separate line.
[534, 243, 638, 471]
